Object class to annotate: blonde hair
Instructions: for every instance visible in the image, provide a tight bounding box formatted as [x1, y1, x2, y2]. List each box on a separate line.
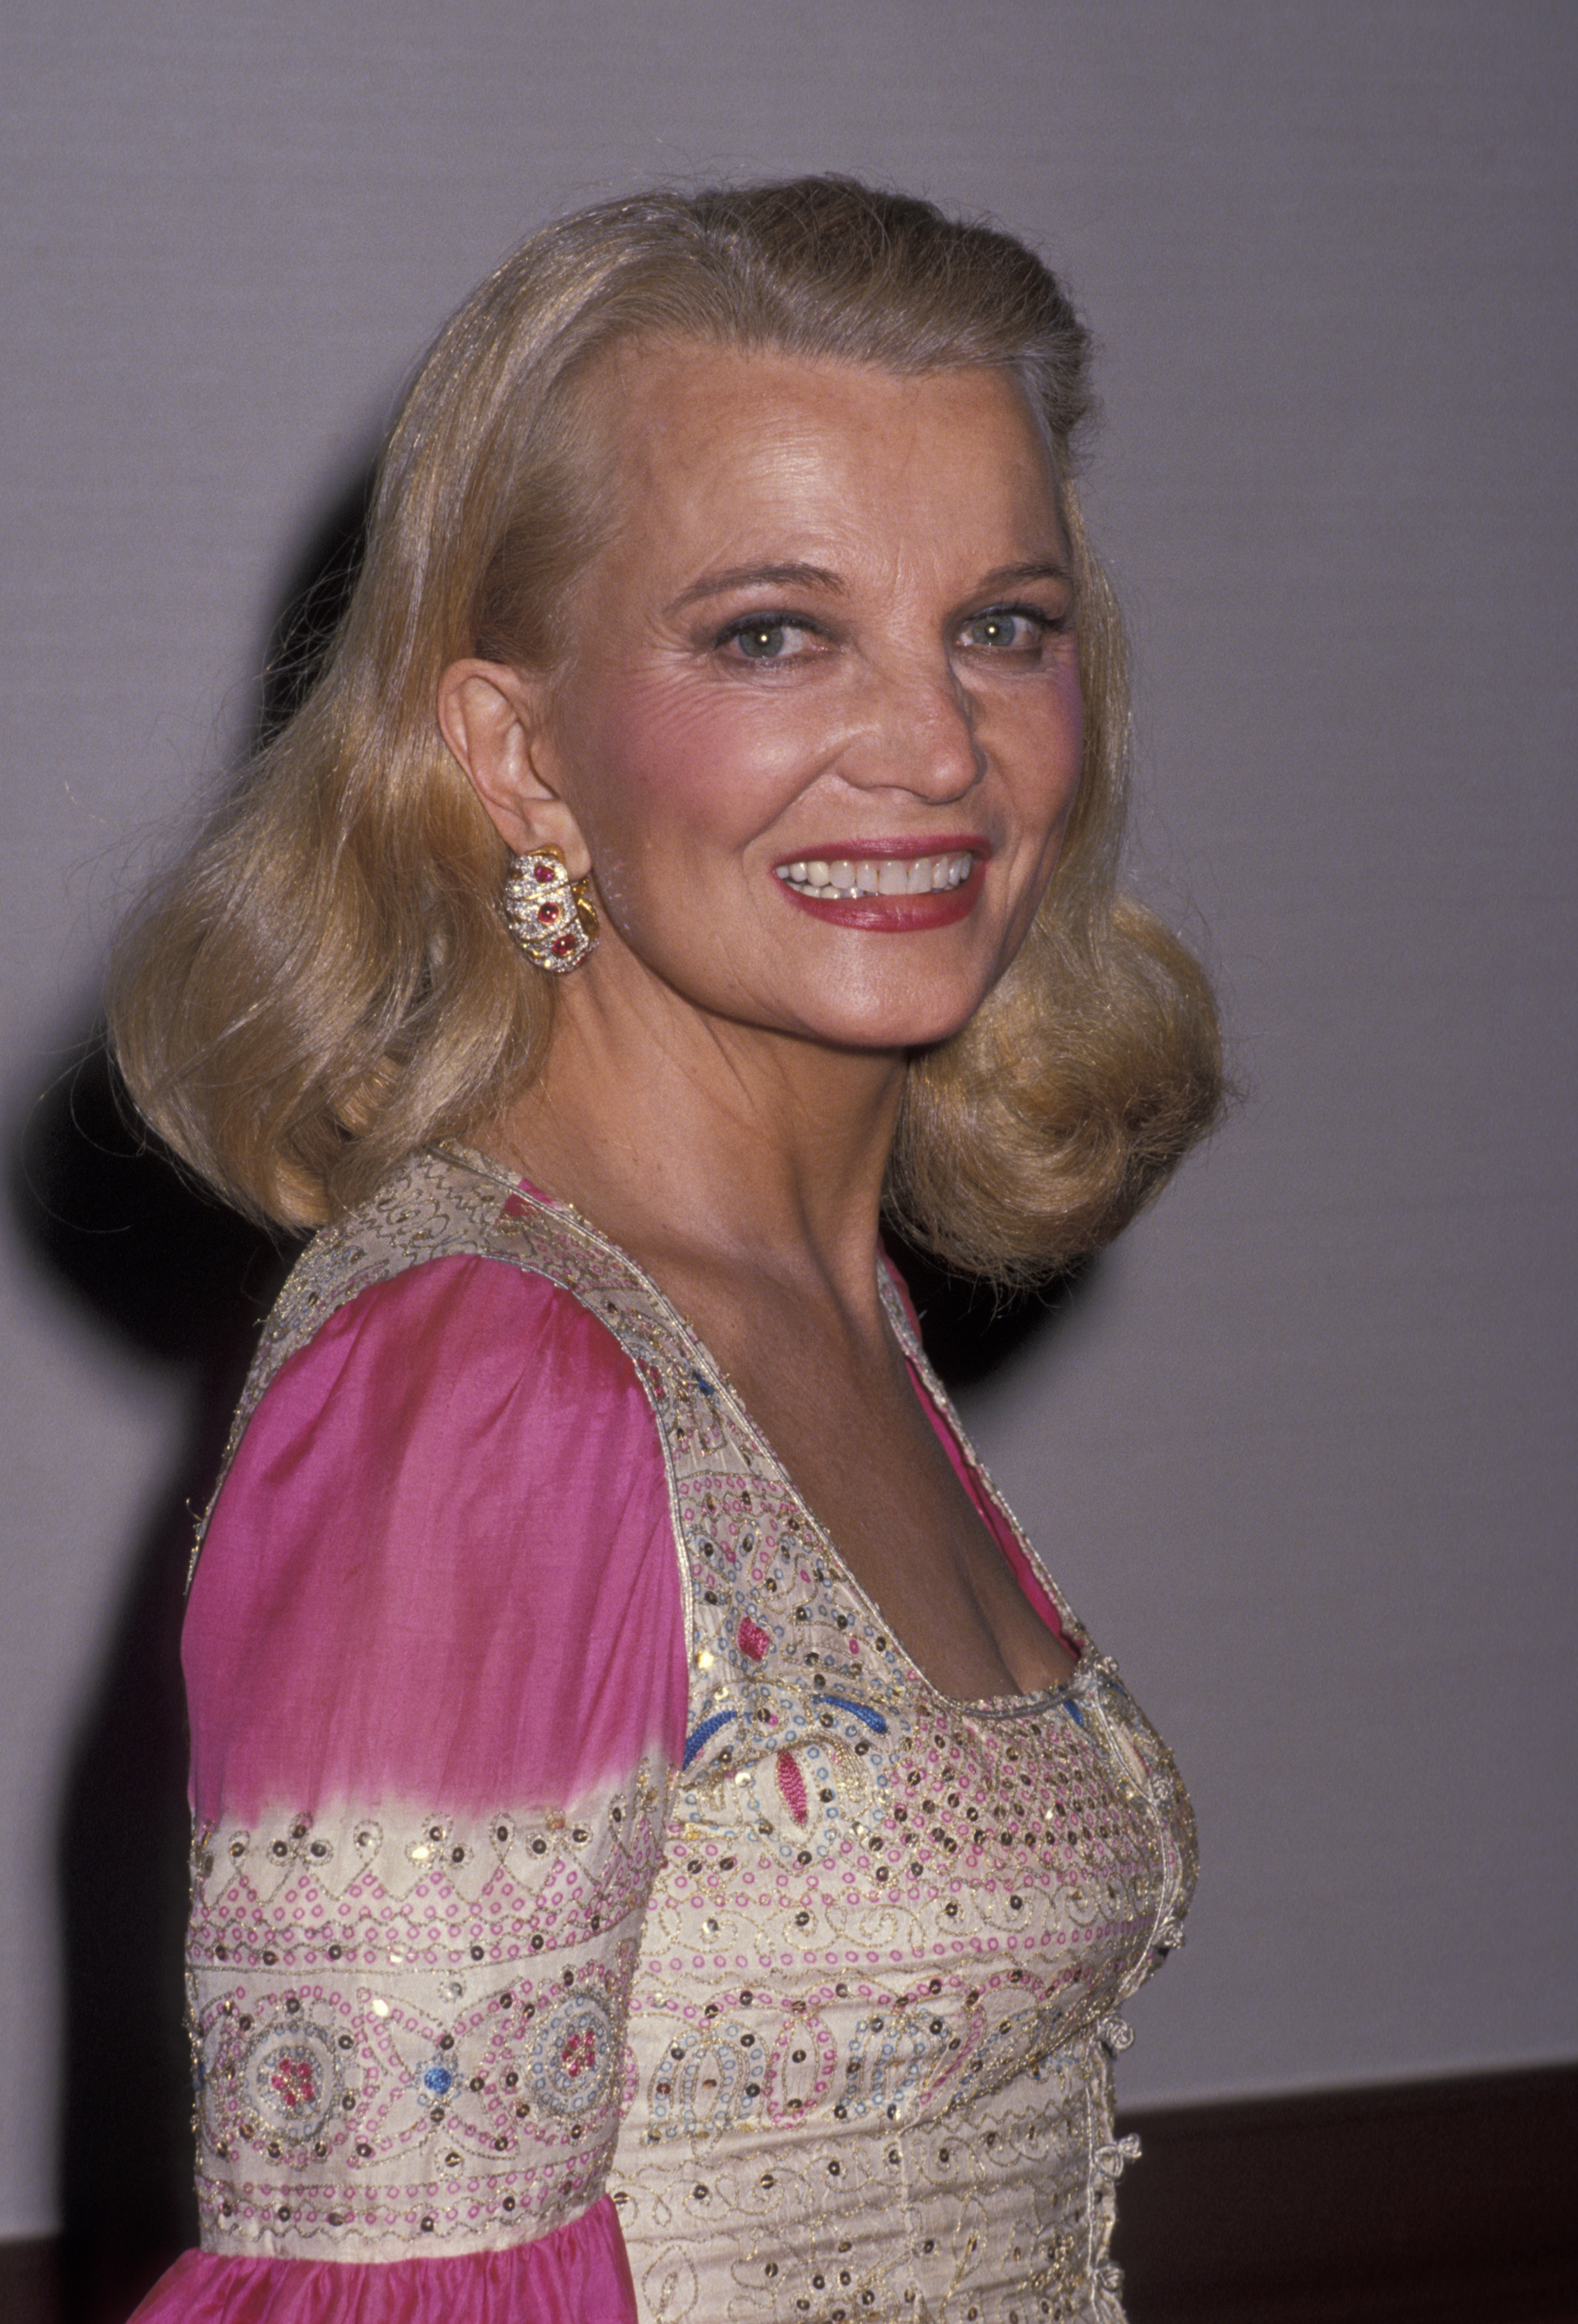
[108, 176, 1222, 1282]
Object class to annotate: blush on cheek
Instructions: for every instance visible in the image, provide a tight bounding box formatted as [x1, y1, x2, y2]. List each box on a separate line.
[567, 678, 806, 927]
[569, 679, 748, 837]
[1042, 686, 1085, 861]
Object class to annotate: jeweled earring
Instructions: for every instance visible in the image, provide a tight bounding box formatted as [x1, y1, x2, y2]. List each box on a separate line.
[503, 846, 600, 974]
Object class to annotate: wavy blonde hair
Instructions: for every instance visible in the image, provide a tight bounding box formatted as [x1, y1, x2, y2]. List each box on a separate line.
[108, 176, 1222, 1281]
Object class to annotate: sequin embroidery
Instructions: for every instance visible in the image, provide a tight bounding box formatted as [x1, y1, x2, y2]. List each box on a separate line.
[186, 1145, 1195, 2315]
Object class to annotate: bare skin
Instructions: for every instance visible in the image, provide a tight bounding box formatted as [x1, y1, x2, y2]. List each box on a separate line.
[438, 343, 1083, 1701]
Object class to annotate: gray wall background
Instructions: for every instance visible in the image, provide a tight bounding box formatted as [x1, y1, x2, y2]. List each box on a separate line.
[3, 0, 1574, 2243]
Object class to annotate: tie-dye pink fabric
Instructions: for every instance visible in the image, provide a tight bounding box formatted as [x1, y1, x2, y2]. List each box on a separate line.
[133, 1256, 689, 2323]
[186, 1257, 690, 1823]
[134, 2209, 636, 2324]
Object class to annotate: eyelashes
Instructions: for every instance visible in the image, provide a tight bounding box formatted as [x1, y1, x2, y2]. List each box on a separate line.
[959, 606, 1064, 651]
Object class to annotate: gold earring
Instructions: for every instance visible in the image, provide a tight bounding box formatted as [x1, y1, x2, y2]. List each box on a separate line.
[503, 846, 600, 974]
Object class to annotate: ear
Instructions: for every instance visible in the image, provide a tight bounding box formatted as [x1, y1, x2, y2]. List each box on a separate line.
[436, 659, 592, 875]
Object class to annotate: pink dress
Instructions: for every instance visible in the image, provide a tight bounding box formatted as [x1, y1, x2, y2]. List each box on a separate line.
[132, 1147, 1195, 2324]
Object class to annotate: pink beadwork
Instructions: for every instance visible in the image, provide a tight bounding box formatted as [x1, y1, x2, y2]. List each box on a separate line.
[775, 1748, 809, 1825]
[187, 1784, 666, 2261]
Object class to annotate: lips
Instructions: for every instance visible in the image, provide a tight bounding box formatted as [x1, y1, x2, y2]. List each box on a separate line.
[775, 849, 975, 901]
[772, 844, 985, 932]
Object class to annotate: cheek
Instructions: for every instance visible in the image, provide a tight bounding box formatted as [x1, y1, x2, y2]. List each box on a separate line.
[1053, 666, 1085, 787]
[1006, 672, 1085, 842]
[997, 679, 1085, 945]
[559, 686, 708, 917]
[565, 677, 815, 878]
[1054, 689, 1085, 827]
[1038, 696, 1085, 895]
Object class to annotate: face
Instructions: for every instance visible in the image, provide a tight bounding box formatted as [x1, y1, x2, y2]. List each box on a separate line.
[531, 339, 1083, 1054]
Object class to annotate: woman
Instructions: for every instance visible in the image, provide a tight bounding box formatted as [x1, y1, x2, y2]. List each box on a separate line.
[113, 178, 1222, 2324]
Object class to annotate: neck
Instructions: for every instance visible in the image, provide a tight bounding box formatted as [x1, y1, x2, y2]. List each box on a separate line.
[486, 972, 909, 1306]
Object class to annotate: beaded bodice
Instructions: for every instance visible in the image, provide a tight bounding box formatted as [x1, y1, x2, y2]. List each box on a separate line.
[186, 1147, 1194, 2322]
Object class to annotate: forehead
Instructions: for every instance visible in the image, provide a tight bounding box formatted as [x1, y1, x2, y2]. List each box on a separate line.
[583, 338, 1061, 573]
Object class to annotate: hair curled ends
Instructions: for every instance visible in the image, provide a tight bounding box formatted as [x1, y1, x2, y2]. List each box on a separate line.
[108, 174, 1223, 1281]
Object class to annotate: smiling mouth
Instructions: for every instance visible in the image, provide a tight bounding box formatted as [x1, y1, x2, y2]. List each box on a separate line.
[774, 851, 976, 901]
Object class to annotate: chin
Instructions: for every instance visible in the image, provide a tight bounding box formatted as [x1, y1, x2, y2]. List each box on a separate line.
[798, 991, 990, 1054]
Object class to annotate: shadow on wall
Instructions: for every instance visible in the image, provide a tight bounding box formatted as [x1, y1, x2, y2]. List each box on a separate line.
[0, 471, 382, 2318]
[9, 1047, 295, 2322]
[5, 461, 1102, 2320]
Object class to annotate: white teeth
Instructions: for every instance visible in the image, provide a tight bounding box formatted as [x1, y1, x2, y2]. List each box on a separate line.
[778, 851, 975, 899]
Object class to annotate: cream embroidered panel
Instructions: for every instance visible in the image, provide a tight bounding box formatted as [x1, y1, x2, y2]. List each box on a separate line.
[191, 1782, 667, 2257]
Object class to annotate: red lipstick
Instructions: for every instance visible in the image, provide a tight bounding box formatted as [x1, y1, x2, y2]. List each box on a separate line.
[772, 839, 988, 932]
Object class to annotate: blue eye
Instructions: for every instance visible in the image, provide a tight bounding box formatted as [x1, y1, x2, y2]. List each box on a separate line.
[734, 621, 789, 659]
[963, 609, 1043, 650]
[717, 613, 822, 663]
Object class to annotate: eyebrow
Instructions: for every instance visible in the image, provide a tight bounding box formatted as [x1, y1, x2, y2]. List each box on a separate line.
[665, 562, 847, 616]
[972, 559, 1074, 594]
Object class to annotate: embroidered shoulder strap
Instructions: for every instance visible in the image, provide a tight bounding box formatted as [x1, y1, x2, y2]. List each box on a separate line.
[190, 1142, 746, 1593]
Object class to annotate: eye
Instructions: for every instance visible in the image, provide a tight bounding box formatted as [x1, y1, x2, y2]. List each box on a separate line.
[958, 607, 1054, 652]
[717, 614, 823, 664]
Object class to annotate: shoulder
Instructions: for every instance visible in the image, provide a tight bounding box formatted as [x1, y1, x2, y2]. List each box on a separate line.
[201, 1247, 668, 1609]
[257, 1246, 652, 1441]
[211, 1249, 662, 1564]
[187, 1248, 689, 1818]
[242, 1146, 651, 1422]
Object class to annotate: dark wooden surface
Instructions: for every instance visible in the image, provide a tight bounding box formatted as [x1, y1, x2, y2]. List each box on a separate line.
[1114, 2062, 1578, 2323]
[5, 2061, 1575, 2322]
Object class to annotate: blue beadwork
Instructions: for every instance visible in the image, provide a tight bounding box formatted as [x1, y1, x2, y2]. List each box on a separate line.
[682, 1707, 739, 1768]
[821, 1696, 889, 1734]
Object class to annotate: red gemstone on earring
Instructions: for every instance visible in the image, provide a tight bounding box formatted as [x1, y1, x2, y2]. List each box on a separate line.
[551, 934, 576, 957]
[536, 903, 559, 924]
[531, 861, 555, 884]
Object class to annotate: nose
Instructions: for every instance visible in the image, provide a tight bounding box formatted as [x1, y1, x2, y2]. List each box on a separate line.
[835, 650, 985, 801]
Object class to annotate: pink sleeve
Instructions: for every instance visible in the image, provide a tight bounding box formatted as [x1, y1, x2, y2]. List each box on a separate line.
[132, 1257, 688, 2324]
